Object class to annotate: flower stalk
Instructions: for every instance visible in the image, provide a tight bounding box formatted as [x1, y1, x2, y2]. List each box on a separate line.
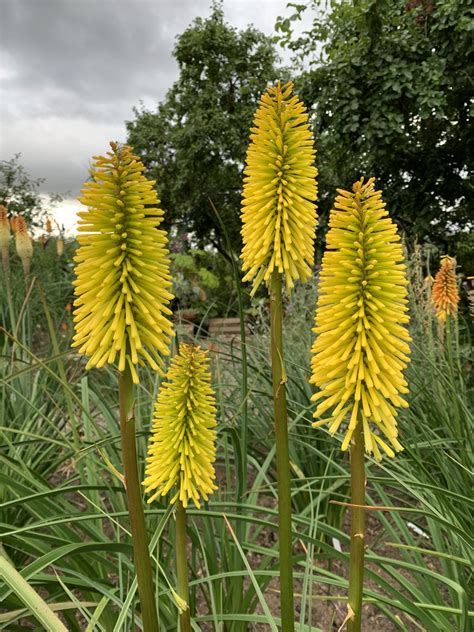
[347, 422, 365, 632]
[175, 501, 191, 632]
[118, 362, 159, 632]
[270, 270, 294, 631]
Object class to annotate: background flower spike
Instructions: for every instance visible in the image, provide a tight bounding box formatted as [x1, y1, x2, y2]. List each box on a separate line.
[432, 255, 459, 323]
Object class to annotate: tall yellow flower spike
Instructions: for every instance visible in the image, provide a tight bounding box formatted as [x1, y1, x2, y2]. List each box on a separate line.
[143, 344, 217, 508]
[241, 81, 318, 295]
[432, 255, 459, 323]
[310, 178, 411, 460]
[72, 142, 174, 384]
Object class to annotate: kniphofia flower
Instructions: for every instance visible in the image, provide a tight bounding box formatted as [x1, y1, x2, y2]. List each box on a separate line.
[12, 216, 33, 278]
[0, 205, 10, 253]
[143, 344, 217, 508]
[45, 217, 53, 233]
[432, 256, 459, 323]
[240, 81, 318, 295]
[72, 142, 174, 383]
[310, 178, 411, 460]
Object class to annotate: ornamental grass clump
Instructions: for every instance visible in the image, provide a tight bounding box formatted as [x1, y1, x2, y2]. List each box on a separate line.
[72, 141, 174, 384]
[144, 343, 217, 631]
[432, 255, 459, 324]
[241, 80, 318, 632]
[310, 178, 411, 631]
[72, 141, 175, 632]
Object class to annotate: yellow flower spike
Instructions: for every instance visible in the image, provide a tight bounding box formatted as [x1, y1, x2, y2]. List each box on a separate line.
[45, 217, 53, 234]
[143, 344, 218, 509]
[240, 81, 318, 295]
[12, 216, 33, 277]
[432, 255, 459, 323]
[310, 178, 411, 460]
[72, 142, 174, 383]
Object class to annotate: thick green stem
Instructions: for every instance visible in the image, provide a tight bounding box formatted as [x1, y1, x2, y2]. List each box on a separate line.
[175, 501, 191, 632]
[347, 423, 366, 632]
[269, 271, 294, 632]
[118, 364, 159, 632]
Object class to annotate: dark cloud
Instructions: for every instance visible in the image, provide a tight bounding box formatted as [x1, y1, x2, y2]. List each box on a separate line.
[0, 0, 301, 206]
[1, 0, 211, 119]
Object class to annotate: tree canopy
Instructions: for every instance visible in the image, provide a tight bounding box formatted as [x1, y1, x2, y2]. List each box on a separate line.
[126, 3, 280, 253]
[276, 0, 473, 252]
[0, 154, 61, 226]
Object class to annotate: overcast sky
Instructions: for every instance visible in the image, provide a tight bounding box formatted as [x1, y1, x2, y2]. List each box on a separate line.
[0, 0, 309, 229]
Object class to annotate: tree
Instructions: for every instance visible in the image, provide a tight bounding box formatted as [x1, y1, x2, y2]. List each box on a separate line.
[276, 0, 473, 252]
[0, 154, 62, 226]
[126, 2, 280, 253]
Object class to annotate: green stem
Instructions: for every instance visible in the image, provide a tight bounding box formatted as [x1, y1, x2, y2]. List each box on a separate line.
[1, 249, 16, 335]
[175, 501, 191, 632]
[269, 271, 294, 632]
[118, 364, 159, 632]
[347, 422, 366, 632]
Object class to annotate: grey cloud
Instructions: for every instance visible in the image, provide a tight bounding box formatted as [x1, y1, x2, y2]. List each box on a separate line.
[0, 0, 302, 197]
[1, 0, 211, 118]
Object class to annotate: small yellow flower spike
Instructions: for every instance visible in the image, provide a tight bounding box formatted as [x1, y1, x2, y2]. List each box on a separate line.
[432, 256, 459, 323]
[143, 344, 217, 508]
[310, 178, 411, 461]
[241, 81, 318, 295]
[72, 142, 174, 384]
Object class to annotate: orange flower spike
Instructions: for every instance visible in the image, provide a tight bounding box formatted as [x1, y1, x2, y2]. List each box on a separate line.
[432, 256, 459, 323]
[13, 216, 33, 278]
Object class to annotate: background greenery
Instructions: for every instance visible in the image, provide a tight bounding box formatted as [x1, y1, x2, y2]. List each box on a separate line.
[127, 0, 472, 269]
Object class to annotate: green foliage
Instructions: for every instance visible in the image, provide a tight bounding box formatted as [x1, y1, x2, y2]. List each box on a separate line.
[169, 236, 241, 319]
[0, 154, 63, 226]
[0, 248, 473, 629]
[126, 3, 280, 251]
[276, 0, 473, 249]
